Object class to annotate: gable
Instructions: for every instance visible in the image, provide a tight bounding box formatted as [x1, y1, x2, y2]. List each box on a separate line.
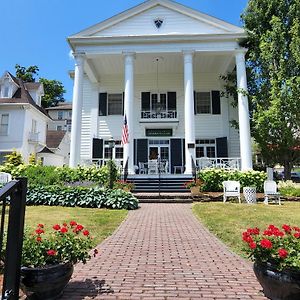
[70, 0, 244, 39]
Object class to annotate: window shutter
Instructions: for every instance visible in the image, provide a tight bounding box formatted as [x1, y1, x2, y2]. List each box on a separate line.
[212, 90, 221, 115]
[167, 92, 176, 111]
[216, 137, 228, 157]
[136, 139, 148, 163]
[99, 93, 107, 116]
[194, 91, 197, 114]
[122, 92, 125, 115]
[170, 139, 183, 174]
[141, 92, 150, 111]
[92, 138, 103, 159]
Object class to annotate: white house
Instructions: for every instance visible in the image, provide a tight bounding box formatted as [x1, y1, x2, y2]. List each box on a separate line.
[0, 72, 50, 163]
[67, 0, 252, 175]
[46, 102, 72, 132]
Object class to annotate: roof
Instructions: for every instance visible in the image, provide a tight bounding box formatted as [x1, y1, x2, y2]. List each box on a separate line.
[46, 130, 67, 148]
[0, 72, 49, 118]
[46, 103, 72, 111]
[37, 146, 55, 154]
[25, 82, 43, 90]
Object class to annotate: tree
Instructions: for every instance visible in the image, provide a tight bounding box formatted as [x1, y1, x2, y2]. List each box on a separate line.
[240, 0, 300, 179]
[15, 65, 66, 108]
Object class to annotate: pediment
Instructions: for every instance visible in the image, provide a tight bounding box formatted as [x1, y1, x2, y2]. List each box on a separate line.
[70, 0, 244, 39]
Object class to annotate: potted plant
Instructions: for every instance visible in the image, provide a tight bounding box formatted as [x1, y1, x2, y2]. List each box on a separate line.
[21, 221, 97, 300]
[114, 180, 135, 192]
[242, 224, 300, 300]
[184, 179, 203, 196]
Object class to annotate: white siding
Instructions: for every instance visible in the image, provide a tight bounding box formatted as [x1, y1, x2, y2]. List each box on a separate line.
[93, 6, 229, 37]
[228, 103, 240, 157]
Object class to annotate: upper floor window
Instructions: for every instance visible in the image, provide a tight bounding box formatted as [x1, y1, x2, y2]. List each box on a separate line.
[57, 111, 64, 120]
[31, 119, 37, 133]
[195, 92, 211, 114]
[151, 93, 167, 112]
[107, 93, 123, 115]
[57, 125, 63, 131]
[195, 139, 216, 158]
[0, 114, 9, 135]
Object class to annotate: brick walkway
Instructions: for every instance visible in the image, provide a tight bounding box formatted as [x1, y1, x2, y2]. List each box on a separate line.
[62, 204, 266, 299]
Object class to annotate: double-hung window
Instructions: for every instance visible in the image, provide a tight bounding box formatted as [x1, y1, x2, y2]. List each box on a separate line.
[104, 140, 123, 160]
[195, 92, 211, 114]
[107, 94, 123, 115]
[0, 114, 9, 135]
[57, 111, 64, 120]
[195, 139, 216, 158]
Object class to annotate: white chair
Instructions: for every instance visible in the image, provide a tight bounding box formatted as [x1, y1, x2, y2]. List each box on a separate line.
[148, 160, 158, 174]
[264, 180, 281, 205]
[0, 172, 12, 184]
[222, 180, 241, 203]
[164, 160, 169, 173]
[138, 162, 147, 174]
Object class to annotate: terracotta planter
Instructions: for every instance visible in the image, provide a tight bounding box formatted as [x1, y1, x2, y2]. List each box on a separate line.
[190, 186, 200, 196]
[20, 262, 74, 300]
[253, 262, 300, 300]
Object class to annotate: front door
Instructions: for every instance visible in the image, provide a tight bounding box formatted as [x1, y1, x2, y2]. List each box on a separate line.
[148, 140, 170, 173]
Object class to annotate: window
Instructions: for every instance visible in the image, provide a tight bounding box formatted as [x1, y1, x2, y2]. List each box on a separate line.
[3, 87, 9, 98]
[195, 92, 211, 114]
[31, 119, 37, 133]
[195, 139, 216, 158]
[0, 114, 9, 135]
[107, 94, 123, 115]
[58, 111, 64, 120]
[151, 93, 166, 112]
[104, 140, 123, 160]
[57, 125, 63, 131]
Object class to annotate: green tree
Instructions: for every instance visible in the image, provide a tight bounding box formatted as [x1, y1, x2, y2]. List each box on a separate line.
[240, 0, 300, 179]
[15, 65, 66, 108]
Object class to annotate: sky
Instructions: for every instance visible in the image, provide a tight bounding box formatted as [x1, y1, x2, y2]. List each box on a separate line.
[0, 0, 248, 101]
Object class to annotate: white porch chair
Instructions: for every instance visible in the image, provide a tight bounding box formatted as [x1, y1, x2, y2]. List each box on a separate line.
[148, 160, 158, 174]
[222, 180, 241, 203]
[138, 162, 147, 174]
[264, 180, 281, 205]
[0, 172, 12, 184]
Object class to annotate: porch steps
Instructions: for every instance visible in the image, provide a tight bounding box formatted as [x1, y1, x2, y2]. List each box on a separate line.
[129, 175, 193, 193]
[135, 193, 193, 203]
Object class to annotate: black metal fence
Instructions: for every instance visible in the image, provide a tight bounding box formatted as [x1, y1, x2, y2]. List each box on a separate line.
[0, 178, 27, 300]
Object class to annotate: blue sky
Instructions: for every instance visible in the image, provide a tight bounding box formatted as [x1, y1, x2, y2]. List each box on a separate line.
[0, 0, 248, 101]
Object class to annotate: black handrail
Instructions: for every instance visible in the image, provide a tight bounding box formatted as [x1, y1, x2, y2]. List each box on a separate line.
[0, 178, 27, 300]
[191, 156, 197, 180]
[158, 157, 161, 197]
[123, 157, 129, 181]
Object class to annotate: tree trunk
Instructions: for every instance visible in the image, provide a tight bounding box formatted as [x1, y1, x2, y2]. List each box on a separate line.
[283, 160, 292, 180]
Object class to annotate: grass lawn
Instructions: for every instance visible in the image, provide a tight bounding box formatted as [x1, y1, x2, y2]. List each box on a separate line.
[192, 201, 300, 258]
[24, 206, 128, 245]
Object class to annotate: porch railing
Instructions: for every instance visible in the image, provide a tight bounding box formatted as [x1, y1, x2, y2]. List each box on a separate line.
[141, 110, 177, 119]
[196, 157, 241, 170]
[0, 178, 27, 300]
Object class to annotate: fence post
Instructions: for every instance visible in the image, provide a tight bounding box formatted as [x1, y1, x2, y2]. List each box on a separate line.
[2, 178, 27, 300]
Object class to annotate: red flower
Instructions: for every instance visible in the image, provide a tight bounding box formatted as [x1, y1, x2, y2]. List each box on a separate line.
[278, 248, 288, 259]
[294, 232, 300, 239]
[60, 227, 68, 234]
[242, 232, 253, 243]
[37, 223, 44, 228]
[70, 221, 77, 227]
[293, 226, 300, 232]
[260, 239, 273, 249]
[83, 230, 89, 236]
[47, 249, 57, 256]
[36, 236, 42, 242]
[35, 228, 44, 235]
[76, 224, 84, 231]
[53, 224, 61, 231]
[282, 224, 291, 233]
[249, 242, 257, 249]
[63, 222, 68, 227]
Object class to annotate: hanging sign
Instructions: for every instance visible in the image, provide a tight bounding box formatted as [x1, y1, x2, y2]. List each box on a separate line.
[145, 129, 173, 137]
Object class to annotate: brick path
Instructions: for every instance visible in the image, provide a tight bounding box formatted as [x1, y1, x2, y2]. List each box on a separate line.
[62, 204, 266, 299]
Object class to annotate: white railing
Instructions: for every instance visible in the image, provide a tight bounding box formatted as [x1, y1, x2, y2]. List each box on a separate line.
[91, 159, 124, 171]
[196, 157, 241, 170]
[141, 110, 177, 119]
[28, 132, 39, 143]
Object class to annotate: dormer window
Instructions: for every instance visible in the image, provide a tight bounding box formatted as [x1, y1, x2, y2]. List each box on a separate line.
[3, 86, 9, 98]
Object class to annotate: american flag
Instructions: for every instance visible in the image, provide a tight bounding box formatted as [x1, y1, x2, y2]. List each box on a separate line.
[121, 114, 129, 145]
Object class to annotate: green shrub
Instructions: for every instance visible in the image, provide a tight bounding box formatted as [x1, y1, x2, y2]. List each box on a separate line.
[278, 181, 300, 197]
[198, 168, 267, 192]
[26, 186, 138, 210]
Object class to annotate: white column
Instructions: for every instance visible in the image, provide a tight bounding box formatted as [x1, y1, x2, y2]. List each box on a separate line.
[235, 50, 253, 170]
[123, 52, 135, 174]
[183, 51, 196, 174]
[69, 53, 85, 167]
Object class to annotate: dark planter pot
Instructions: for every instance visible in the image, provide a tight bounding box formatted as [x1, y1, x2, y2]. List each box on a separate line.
[20, 262, 74, 300]
[253, 262, 300, 300]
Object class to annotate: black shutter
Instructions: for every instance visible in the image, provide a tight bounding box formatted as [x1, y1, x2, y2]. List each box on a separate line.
[194, 91, 197, 114]
[212, 90, 221, 115]
[141, 92, 150, 111]
[136, 139, 148, 163]
[92, 138, 103, 159]
[167, 92, 176, 110]
[170, 139, 183, 174]
[216, 137, 228, 157]
[99, 93, 107, 116]
[122, 92, 124, 115]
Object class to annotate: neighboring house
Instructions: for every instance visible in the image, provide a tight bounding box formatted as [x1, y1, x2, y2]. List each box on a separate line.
[37, 130, 70, 166]
[0, 71, 50, 163]
[67, 0, 252, 175]
[46, 103, 72, 132]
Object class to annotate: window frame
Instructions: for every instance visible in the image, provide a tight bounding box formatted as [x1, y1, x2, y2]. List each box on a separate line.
[195, 139, 216, 158]
[0, 113, 9, 136]
[107, 93, 123, 116]
[103, 140, 124, 161]
[195, 91, 212, 114]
